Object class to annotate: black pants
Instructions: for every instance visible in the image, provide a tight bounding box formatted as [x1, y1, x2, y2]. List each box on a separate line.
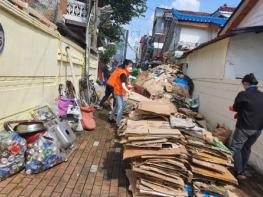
[230, 128, 261, 175]
[99, 85, 116, 107]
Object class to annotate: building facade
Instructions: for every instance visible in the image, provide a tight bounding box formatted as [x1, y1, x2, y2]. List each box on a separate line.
[162, 8, 231, 59]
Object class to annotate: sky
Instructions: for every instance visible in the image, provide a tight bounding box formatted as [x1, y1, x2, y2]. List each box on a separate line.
[125, 0, 241, 61]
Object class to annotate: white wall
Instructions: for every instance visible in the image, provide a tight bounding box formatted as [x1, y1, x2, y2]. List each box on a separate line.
[184, 35, 263, 174]
[192, 78, 263, 174]
[238, 0, 263, 28]
[225, 32, 263, 80]
[187, 38, 229, 79]
[179, 26, 213, 46]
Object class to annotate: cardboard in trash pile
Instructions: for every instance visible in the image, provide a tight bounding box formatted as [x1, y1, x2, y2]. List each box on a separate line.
[192, 158, 227, 174]
[128, 92, 151, 103]
[190, 150, 233, 167]
[169, 84, 187, 98]
[134, 159, 192, 181]
[137, 101, 177, 117]
[191, 165, 238, 185]
[133, 166, 185, 188]
[123, 145, 187, 160]
[138, 179, 188, 197]
[124, 120, 182, 136]
[122, 64, 238, 196]
[213, 124, 232, 144]
[127, 169, 188, 197]
[193, 181, 234, 197]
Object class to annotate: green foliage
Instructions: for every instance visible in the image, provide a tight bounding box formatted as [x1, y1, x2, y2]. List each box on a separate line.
[109, 0, 147, 25]
[98, 22, 123, 42]
[99, 44, 117, 64]
[98, 0, 147, 42]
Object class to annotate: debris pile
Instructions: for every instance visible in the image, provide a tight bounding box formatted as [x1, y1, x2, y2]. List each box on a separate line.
[119, 65, 238, 197]
[119, 119, 189, 197]
[134, 65, 185, 99]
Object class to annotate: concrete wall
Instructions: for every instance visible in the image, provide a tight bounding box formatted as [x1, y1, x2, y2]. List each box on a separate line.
[184, 34, 263, 173]
[238, 0, 263, 28]
[0, 1, 98, 125]
[225, 32, 263, 80]
[187, 38, 229, 79]
[179, 26, 213, 46]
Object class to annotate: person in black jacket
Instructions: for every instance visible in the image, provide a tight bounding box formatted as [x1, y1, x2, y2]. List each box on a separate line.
[231, 73, 263, 180]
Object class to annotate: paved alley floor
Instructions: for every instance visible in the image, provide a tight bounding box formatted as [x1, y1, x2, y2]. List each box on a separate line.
[0, 111, 129, 197]
[0, 110, 263, 197]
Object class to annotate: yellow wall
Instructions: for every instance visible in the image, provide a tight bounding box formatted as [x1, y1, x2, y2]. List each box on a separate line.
[0, 1, 98, 125]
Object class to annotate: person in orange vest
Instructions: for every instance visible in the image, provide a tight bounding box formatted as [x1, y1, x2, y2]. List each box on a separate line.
[107, 59, 133, 126]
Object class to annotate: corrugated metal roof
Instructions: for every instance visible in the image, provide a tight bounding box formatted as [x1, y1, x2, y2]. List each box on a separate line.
[172, 9, 228, 27]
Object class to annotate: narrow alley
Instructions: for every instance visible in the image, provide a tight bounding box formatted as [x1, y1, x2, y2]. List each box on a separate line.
[1, 0, 263, 197]
[1, 111, 263, 197]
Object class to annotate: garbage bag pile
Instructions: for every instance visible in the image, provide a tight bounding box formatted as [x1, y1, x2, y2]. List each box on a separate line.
[118, 65, 238, 197]
[0, 105, 77, 181]
[0, 131, 26, 181]
[25, 130, 67, 174]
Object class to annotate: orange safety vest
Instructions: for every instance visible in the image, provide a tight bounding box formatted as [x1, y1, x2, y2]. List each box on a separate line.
[107, 68, 128, 96]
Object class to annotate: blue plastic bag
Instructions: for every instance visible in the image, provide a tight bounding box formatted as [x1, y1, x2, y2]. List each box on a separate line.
[25, 131, 66, 174]
[0, 131, 26, 181]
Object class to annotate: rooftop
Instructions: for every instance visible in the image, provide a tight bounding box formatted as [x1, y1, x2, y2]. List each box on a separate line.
[217, 4, 236, 12]
[172, 9, 228, 27]
[177, 10, 211, 16]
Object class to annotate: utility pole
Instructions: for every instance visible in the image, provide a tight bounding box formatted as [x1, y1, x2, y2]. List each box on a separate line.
[123, 30, 129, 60]
[84, 0, 95, 104]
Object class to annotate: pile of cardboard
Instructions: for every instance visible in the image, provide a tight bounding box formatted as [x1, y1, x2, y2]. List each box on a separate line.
[120, 119, 189, 197]
[134, 65, 185, 99]
[119, 65, 238, 197]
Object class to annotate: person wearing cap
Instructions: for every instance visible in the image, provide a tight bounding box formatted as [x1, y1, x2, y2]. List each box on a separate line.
[230, 73, 263, 180]
[107, 59, 133, 126]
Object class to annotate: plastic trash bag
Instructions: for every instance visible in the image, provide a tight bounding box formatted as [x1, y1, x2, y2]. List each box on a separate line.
[0, 131, 26, 181]
[170, 114, 195, 129]
[25, 131, 66, 174]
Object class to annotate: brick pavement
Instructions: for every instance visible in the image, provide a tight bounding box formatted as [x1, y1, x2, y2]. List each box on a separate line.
[0, 111, 130, 197]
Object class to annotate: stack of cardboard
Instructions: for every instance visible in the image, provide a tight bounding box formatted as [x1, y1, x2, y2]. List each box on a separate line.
[121, 119, 190, 197]
[121, 118, 238, 196]
[120, 65, 238, 196]
[128, 99, 177, 121]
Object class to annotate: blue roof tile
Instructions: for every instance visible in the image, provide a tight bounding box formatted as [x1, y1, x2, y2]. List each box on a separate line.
[172, 9, 227, 27]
